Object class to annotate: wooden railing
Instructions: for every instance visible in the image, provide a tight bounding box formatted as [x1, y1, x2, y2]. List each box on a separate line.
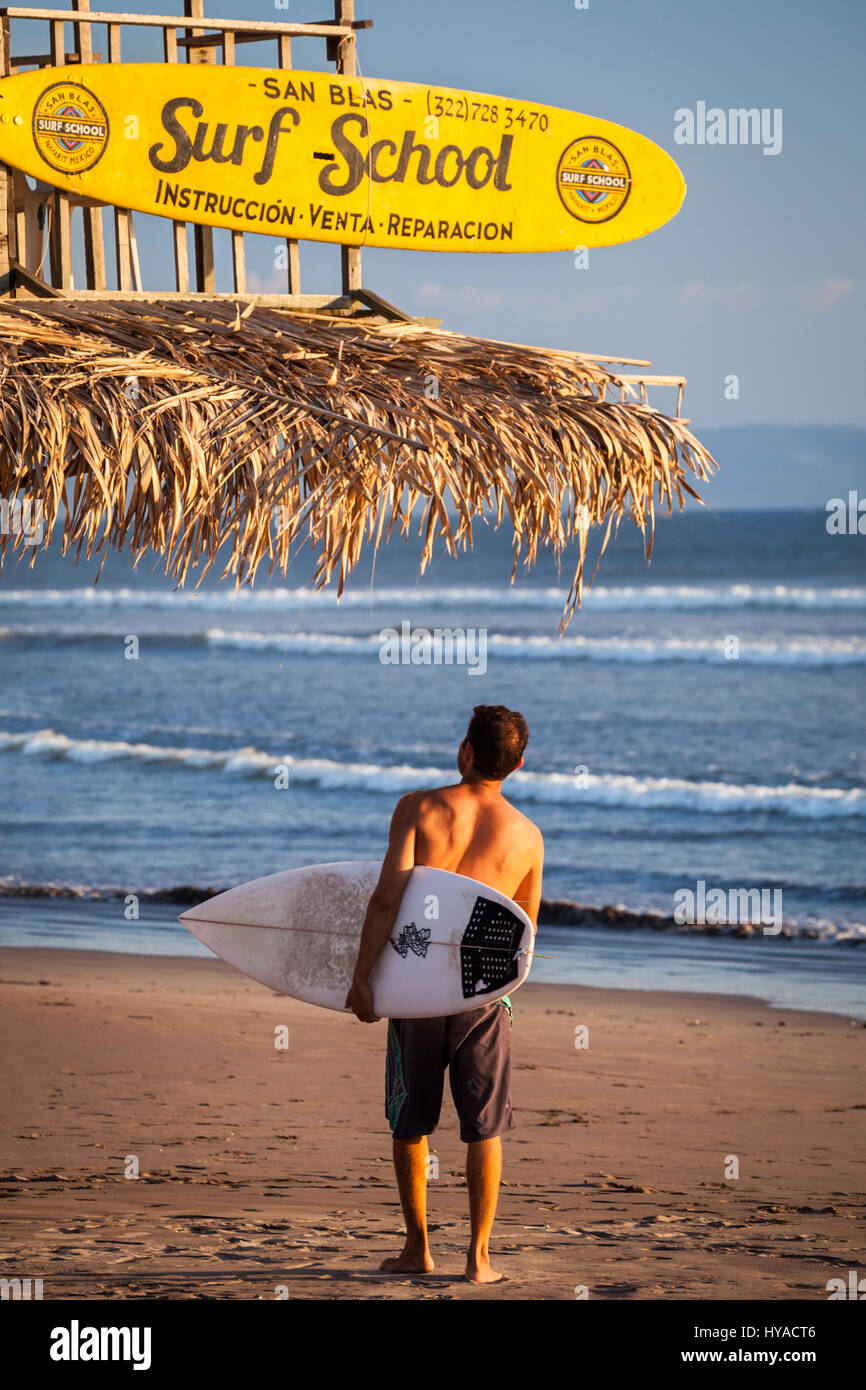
[0, 0, 372, 302]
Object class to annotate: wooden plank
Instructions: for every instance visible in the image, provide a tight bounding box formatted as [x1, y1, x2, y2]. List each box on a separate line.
[179, 31, 283, 51]
[72, 0, 106, 291]
[161, 24, 189, 294]
[616, 374, 687, 387]
[126, 215, 142, 290]
[107, 22, 132, 291]
[9, 258, 59, 296]
[582, 354, 653, 367]
[12, 169, 25, 264]
[10, 49, 101, 65]
[114, 205, 132, 290]
[222, 32, 242, 290]
[230, 230, 245, 293]
[335, 0, 362, 294]
[172, 222, 190, 294]
[226, 15, 245, 295]
[0, 16, 15, 295]
[55, 289, 357, 309]
[48, 16, 73, 288]
[350, 287, 415, 323]
[185, 0, 215, 294]
[0, 9, 361, 39]
[277, 31, 300, 295]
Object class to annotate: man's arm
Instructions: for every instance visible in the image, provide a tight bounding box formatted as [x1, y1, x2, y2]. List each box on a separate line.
[344, 794, 418, 1023]
[514, 831, 544, 935]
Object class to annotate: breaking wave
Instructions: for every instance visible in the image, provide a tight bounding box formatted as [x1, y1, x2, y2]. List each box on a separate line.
[1, 582, 865, 613]
[2, 625, 864, 667]
[0, 728, 862, 819]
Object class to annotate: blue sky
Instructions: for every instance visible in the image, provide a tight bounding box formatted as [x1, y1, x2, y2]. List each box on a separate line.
[12, 0, 865, 430]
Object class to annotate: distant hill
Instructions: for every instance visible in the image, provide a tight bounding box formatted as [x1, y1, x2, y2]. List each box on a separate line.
[693, 425, 866, 510]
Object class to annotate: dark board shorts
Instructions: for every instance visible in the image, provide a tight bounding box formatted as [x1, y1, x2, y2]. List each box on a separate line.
[385, 998, 515, 1143]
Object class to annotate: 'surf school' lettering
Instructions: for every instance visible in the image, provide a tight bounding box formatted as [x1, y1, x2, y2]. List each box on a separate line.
[147, 98, 514, 198]
[148, 98, 300, 186]
[320, 113, 514, 197]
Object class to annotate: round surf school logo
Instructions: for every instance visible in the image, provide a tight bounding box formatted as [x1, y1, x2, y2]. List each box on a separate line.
[556, 136, 631, 223]
[32, 82, 109, 176]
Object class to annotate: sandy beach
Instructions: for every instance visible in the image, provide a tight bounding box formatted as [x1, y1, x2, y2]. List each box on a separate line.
[1, 946, 864, 1301]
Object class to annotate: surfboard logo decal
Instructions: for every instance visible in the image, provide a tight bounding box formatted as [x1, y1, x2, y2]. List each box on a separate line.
[556, 135, 631, 223]
[33, 82, 110, 176]
[390, 922, 431, 959]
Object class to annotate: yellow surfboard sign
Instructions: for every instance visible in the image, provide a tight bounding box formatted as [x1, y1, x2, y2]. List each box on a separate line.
[0, 64, 685, 253]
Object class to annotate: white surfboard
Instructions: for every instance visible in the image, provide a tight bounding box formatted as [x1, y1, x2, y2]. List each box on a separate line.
[179, 860, 534, 1018]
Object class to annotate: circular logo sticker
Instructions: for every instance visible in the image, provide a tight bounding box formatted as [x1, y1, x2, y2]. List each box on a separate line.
[556, 136, 631, 223]
[32, 82, 109, 176]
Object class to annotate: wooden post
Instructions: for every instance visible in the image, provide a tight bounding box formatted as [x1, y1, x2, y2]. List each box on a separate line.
[106, 23, 133, 290]
[184, 0, 215, 293]
[278, 32, 301, 294]
[220, 28, 245, 293]
[71, 0, 106, 290]
[335, 0, 362, 294]
[0, 15, 17, 296]
[47, 18, 74, 288]
[162, 24, 190, 294]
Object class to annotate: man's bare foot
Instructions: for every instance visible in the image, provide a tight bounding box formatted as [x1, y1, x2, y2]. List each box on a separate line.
[379, 1246, 435, 1274]
[464, 1255, 505, 1284]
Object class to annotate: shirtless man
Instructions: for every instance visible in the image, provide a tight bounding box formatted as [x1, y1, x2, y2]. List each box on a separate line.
[345, 705, 544, 1285]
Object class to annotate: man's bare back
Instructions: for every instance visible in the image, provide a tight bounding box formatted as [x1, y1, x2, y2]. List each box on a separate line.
[408, 780, 542, 918]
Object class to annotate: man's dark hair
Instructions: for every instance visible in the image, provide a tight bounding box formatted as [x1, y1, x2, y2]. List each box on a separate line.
[465, 705, 529, 780]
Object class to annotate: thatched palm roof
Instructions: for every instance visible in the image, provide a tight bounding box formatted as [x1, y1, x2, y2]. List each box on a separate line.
[0, 298, 715, 626]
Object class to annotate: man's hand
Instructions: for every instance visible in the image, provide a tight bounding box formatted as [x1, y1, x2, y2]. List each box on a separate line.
[345, 976, 381, 1024]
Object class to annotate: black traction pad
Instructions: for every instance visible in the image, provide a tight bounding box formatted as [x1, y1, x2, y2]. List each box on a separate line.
[460, 895, 525, 1000]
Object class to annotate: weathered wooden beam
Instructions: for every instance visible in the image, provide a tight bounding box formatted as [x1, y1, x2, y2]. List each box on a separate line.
[335, 0, 362, 294]
[72, 0, 106, 291]
[230, 231, 245, 294]
[0, 9, 364, 40]
[349, 287, 414, 323]
[0, 15, 17, 296]
[178, 31, 271, 51]
[277, 31, 301, 295]
[47, 16, 73, 288]
[185, 0, 215, 294]
[12, 168, 25, 264]
[107, 22, 132, 291]
[9, 48, 101, 65]
[615, 374, 687, 386]
[160, 24, 189, 295]
[48, 290, 357, 309]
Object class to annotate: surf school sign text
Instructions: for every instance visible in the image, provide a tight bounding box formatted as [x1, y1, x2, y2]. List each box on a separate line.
[147, 95, 514, 197]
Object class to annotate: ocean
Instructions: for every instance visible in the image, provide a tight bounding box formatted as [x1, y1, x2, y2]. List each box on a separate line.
[1, 509, 864, 1019]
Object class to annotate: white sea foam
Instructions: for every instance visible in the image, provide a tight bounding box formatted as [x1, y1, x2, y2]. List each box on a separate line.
[1, 728, 862, 819]
[205, 628, 866, 666]
[1, 583, 865, 613]
[6, 623, 863, 665]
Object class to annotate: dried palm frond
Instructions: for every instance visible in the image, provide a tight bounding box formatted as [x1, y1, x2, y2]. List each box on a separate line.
[0, 297, 716, 627]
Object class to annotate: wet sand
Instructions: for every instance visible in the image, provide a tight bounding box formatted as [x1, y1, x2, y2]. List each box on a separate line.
[1, 947, 864, 1300]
